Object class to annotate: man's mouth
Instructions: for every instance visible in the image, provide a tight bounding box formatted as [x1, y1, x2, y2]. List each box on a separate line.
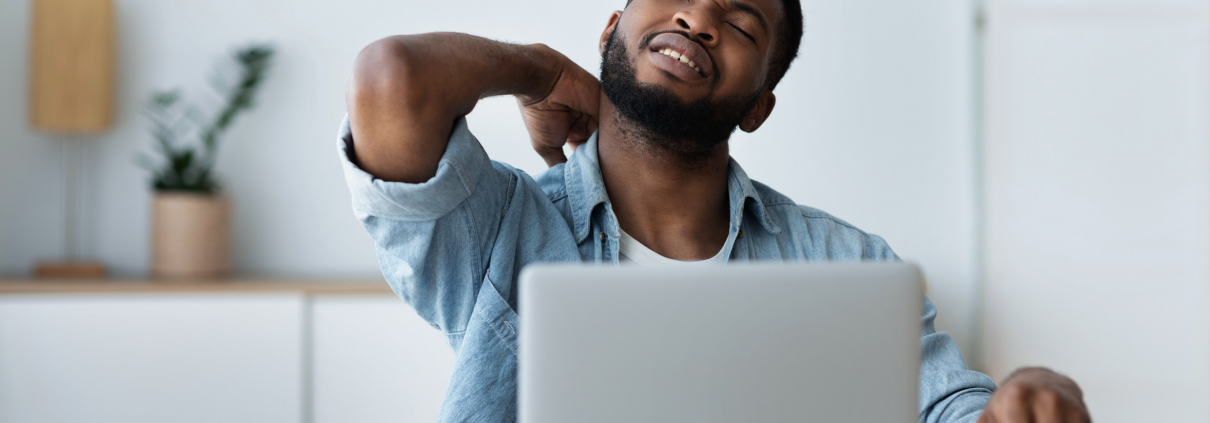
[656, 48, 702, 75]
[646, 32, 713, 79]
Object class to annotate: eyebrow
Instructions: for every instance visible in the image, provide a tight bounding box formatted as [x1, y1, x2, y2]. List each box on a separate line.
[726, 0, 770, 34]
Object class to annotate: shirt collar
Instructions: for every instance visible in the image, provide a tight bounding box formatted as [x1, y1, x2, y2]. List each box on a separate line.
[564, 131, 782, 244]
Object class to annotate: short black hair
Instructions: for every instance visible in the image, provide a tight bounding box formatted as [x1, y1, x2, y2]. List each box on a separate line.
[623, 0, 803, 90]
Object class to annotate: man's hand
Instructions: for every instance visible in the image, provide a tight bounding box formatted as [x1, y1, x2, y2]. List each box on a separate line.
[978, 367, 1091, 423]
[516, 47, 600, 167]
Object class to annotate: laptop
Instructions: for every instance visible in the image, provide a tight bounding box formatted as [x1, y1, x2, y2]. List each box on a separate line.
[518, 262, 922, 423]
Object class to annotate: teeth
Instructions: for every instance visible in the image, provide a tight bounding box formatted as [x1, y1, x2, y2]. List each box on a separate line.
[658, 48, 702, 74]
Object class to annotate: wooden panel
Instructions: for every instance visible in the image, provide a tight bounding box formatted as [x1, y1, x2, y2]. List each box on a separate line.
[28, 0, 115, 132]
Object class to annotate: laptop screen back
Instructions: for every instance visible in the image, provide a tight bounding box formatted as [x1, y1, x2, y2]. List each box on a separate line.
[518, 262, 923, 423]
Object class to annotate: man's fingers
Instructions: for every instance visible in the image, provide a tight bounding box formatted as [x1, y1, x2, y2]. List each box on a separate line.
[1032, 391, 1064, 423]
[567, 139, 586, 152]
[1047, 398, 1090, 423]
[535, 143, 568, 167]
[994, 383, 1032, 423]
[568, 66, 601, 119]
[566, 112, 597, 145]
[1066, 406, 1090, 423]
[1004, 405, 1034, 423]
[1034, 402, 1087, 423]
[982, 392, 1091, 423]
[584, 114, 599, 138]
[518, 56, 599, 167]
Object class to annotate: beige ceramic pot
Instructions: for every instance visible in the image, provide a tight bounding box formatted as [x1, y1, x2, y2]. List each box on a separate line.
[152, 193, 230, 279]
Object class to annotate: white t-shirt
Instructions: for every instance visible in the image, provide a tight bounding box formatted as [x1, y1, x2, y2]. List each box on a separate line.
[618, 228, 727, 265]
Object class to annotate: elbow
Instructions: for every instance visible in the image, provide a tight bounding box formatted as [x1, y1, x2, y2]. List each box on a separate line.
[348, 37, 421, 112]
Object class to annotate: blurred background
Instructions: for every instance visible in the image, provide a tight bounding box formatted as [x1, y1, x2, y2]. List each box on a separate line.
[0, 0, 1206, 422]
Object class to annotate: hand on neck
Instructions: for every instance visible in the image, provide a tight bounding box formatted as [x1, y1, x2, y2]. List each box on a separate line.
[597, 99, 732, 261]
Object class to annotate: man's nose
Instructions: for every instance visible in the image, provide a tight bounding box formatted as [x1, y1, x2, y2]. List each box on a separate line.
[672, 7, 720, 47]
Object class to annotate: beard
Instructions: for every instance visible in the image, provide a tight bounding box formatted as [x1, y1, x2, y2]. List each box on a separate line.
[600, 29, 762, 165]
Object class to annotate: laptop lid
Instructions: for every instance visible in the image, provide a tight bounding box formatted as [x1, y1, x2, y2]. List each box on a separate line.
[518, 262, 922, 423]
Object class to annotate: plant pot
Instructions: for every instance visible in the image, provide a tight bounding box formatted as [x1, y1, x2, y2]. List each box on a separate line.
[152, 192, 230, 279]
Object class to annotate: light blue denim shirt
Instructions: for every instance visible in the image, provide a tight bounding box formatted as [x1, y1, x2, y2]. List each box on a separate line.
[338, 115, 996, 423]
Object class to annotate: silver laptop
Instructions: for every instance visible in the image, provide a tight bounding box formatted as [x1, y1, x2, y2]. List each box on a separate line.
[518, 262, 922, 423]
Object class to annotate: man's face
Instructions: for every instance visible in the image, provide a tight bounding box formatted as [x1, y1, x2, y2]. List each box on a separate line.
[612, 0, 780, 102]
[599, 0, 782, 160]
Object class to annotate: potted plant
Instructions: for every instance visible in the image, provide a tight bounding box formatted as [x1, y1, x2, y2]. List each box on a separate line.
[139, 44, 274, 279]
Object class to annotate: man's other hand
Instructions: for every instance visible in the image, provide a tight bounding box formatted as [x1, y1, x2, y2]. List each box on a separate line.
[978, 367, 1091, 423]
[516, 46, 600, 167]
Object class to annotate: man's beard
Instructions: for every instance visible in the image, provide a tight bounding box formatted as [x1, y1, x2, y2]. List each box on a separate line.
[600, 30, 762, 166]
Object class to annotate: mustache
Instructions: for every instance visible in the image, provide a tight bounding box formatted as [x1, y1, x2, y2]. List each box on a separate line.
[638, 30, 719, 78]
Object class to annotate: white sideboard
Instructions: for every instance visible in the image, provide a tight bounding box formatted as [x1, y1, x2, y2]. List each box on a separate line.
[312, 294, 454, 423]
[0, 281, 455, 423]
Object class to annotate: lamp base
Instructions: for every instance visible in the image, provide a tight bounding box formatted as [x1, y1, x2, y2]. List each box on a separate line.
[34, 261, 107, 279]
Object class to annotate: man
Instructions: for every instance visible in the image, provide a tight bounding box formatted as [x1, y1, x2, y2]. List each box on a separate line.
[340, 0, 1092, 421]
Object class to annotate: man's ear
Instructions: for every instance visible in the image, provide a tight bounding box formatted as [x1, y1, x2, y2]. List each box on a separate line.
[740, 91, 776, 133]
[600, 11, 623, 55]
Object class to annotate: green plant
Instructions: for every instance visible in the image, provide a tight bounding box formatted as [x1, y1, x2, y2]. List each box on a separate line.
[140, 44, 275, 193]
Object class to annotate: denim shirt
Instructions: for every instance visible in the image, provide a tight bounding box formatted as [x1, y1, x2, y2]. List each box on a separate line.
[338, 116, 996, 423]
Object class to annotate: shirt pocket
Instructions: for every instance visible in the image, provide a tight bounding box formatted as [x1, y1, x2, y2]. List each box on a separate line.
[473, 274, 520, 356]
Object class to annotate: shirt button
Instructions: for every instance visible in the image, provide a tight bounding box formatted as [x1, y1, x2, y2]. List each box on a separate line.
[599, 231, 607, 241]
[738, 229, 745, 238]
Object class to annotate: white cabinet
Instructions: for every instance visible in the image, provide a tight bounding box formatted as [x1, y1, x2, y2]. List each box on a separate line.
[311, 295, 455, 423]
[0, 293, 304, 423]
[0, 287, 455, 423]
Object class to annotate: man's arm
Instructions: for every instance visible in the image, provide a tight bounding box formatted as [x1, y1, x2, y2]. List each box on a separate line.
[346, 33, 598, 182]
[339, 34, 595, 344]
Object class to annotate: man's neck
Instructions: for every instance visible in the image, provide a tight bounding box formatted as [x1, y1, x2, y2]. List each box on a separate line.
[596, 100, 732, 261]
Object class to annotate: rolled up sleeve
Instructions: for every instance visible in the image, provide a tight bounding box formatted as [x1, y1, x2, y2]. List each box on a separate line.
[338, 115, 511, 348]
[856, 232, 996, 423]
[918, 296, 997, 423]
[339, 115, 494, 222]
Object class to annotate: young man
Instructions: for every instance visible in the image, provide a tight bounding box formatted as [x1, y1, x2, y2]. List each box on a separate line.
[341, 0, 1091, 421]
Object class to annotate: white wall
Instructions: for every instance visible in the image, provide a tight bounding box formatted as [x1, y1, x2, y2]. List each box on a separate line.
[981, 0, 1210, 421]
[0, 0, 981, 351]
[730, 0, 979, 355]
